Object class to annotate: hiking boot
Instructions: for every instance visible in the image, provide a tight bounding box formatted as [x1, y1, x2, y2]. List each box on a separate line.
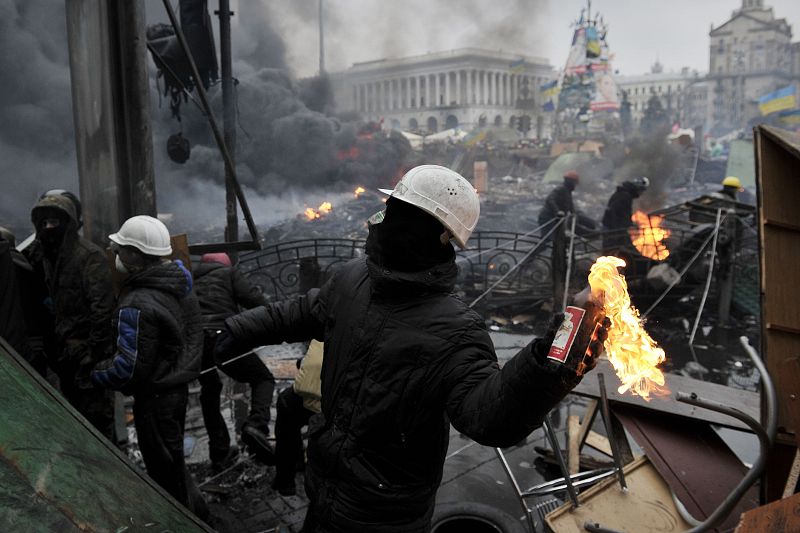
[211, 445, 240, 473]
[271, 476, 296, 497]
[241, 424, 275, 465]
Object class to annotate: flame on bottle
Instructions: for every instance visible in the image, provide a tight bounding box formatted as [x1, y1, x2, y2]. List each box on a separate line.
[630, 211, 670, 261]
[354, 186, 366, 198]
[304, 202, 333, 221]
[588, 256, 669, 401]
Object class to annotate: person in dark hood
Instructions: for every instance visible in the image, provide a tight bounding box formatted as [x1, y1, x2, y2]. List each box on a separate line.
[538, 169, 579, 228]
[25, 194, 115, 438]
[90, 215, 208, 521]
[216, 165, 606, 532]
[601, 177, 649, 254]
[194, 252, 274, 471]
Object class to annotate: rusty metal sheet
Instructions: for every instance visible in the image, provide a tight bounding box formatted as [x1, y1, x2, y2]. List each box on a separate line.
[614, 405, 759, 533]
[734, 491, 800, 533]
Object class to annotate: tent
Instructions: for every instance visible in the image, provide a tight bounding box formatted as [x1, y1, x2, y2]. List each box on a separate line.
[542, 152, 595, 182]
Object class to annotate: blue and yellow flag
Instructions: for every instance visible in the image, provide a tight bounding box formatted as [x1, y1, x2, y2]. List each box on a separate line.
[542, 100, 555, 112]
[509, 58, 525, 73]
[759, 85, 796, 116]
[540, 80, 559, 99]
[778, 108, 800, 125]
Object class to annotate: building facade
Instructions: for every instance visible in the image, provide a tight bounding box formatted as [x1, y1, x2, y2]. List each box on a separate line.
[707, 0, 800, 134]
[616, 64, 705, 128]
[329, 48, 555, 136]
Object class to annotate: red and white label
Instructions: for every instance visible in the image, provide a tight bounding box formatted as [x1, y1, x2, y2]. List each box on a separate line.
[547, 306, 586, 364]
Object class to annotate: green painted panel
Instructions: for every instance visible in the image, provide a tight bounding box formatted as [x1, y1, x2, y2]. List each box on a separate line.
[543, 152, 594, 182]
[725, 139, 756, 189]
[0, 337, 211, 532]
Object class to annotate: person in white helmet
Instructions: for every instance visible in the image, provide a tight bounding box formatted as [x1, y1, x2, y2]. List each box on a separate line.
[89, 215, 208, 521]
[216, 165, 605, 532]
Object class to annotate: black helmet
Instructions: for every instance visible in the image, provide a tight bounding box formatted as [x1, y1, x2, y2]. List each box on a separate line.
[40, 189, 82, 228]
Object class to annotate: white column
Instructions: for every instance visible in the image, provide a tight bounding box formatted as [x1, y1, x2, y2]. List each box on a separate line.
[424, 75, 430, 108]
[466, 70, 473, 105]
[404, 78, 411, 109]
[482, 71, 487, 104]
[492, 72, 498, 105]
[444, 71, 450, 106]
[456, 70, 462, 105]
[387, 79, 393, 110]
[504, 74, 510, 106]
[435, 73, 441, 107]
[414, 76, 420, 108]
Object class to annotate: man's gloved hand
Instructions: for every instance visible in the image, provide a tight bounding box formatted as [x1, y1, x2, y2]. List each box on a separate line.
[583, 316, 611, 372]
[213, 326, 240, 364]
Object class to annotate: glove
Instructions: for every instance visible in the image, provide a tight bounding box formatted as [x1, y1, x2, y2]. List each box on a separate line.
[213, 326, 240, 364]
[74, 353, 97, 390]
[583, 316, 611, 372]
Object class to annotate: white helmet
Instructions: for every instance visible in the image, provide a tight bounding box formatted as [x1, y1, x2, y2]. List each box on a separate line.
[379, 165, 480, 248]
[109, 215, 173, 256]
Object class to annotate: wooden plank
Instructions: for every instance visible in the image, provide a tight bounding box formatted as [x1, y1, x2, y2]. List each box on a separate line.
[571, 358, 760, 431]
[782, 449, 800, 499]
[585, 431, 612, 456]
[577, 399, 599, 450]
[734, 491, 800, 533]
[614, 405, 759, 533]
[567, 415, 580, 475]
[546, 456, 693, 533]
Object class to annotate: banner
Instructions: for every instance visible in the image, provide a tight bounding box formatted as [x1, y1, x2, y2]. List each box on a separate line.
[540, 79, 559, 99]
[778, 108, 800, 125]
[509, 58, 525, 73]
[758, 85, 796, 116]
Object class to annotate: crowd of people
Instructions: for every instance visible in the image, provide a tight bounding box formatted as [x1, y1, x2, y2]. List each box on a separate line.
[0, 165, 617, 532]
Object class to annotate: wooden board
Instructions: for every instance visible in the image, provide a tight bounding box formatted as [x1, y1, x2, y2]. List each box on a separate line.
[571, 358, 760, 431]
[614, 405, 759, 533]
[545, 456, 693, 533]
[734, 491, 800, 533]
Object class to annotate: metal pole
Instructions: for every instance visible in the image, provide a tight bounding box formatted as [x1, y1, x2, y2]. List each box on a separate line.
[561, 213, 578, 312]
[217, 0, 238, 250]
[161, 0, 260, 246]
[493, 448, 537, 532]
[543, 415, 581, 507]
[597, 373, 627, 491]
[688, 208, 722, 345]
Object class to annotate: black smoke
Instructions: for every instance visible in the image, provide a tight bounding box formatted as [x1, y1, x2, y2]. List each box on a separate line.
[0, 0, 78, 235]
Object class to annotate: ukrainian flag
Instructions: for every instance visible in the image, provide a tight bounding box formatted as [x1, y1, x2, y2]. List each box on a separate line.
[510, 58, 525, 73]
[758, 85, 796, 116]
[540, 80, 559, 99]
[779, 108, 800, 125]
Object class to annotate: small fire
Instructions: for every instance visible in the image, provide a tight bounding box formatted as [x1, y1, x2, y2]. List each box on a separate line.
[589, 256, 668, 401]
[354, 186, 366, 198]
[304, 201, 333, 221]
[630, 211, 670, 261]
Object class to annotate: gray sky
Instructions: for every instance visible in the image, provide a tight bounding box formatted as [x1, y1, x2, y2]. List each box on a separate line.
[226, 0, 800, 77]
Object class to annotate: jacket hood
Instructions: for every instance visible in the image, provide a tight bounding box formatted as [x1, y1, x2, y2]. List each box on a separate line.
[366, 255, 457, 296]
[124, 259, 193, 298]
[31, 195, 78, 228]
[193, 261, 226, 279]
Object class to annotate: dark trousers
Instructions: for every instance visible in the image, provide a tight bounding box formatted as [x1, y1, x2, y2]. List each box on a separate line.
[199, 331, 275, 461]
[134, 385, 208, 520]
[274, 386, 315, 485]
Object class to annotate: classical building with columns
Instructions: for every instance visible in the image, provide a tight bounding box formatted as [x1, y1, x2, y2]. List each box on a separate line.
[329, 48, 555, 136]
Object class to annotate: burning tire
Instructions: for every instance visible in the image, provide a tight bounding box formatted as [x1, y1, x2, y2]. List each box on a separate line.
[431, 502, 527, 533]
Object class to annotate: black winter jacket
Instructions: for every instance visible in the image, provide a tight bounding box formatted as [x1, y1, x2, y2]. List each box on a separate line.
[602, 182, 640, 230]
[538, 183, 575, 226]
[193, 262, 268, 329]
[225, 256, 581, 532]
[25, 195, 114, 372]
[91, 260, 203, 396]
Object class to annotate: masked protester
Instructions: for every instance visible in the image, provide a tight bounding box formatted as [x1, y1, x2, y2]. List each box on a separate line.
[193, 252, 274, 471]
[538, 169, 579, 228]
[216, 165, 606, 532]
[89, 215, 208, 520]
[26, 194, 115, 438]
[601, 177, 649, 255]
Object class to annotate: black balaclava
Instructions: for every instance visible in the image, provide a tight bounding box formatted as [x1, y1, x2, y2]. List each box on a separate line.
[564, 178, 577, 192]
[366, 197, 455, 272]
[35, 208, 69, 251]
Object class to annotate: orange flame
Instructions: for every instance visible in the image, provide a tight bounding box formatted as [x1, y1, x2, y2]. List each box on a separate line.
[589, 256, 668, 401]
[354, 186, 366, 198]
[630, 211, 670, 261]
[304, 201, 333, 221]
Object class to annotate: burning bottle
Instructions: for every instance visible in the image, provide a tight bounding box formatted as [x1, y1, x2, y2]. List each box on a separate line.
[547, 301, 607, 377]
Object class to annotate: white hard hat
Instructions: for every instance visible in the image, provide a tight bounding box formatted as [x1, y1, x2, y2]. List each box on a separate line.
[379, 165, 480, 248]
[109, 215, 173, 256]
